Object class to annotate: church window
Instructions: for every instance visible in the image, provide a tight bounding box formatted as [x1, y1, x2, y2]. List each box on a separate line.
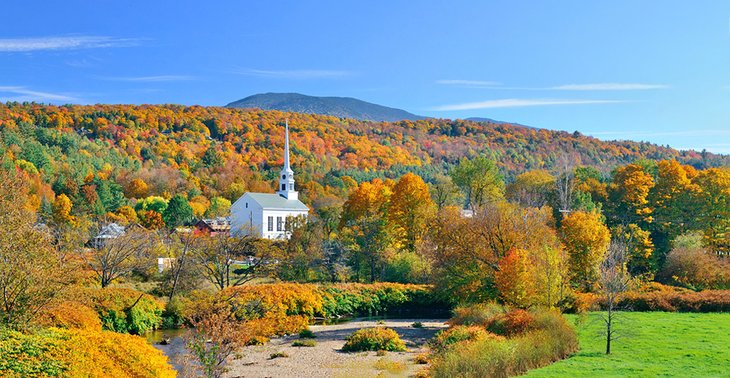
[277, 216, 283, 231]
[267, 216, 273, 231]
[289, 183, 294, 190]
[281, 184, 286, 191]
[282, 174, 286, 179]
[245, 202, 248, 208]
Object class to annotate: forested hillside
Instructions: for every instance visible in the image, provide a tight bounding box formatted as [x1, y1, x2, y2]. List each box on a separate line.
[0, 102, 727, 218]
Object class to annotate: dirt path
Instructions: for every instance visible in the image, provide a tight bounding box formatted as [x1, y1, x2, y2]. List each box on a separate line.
[224, 319, 448, 378]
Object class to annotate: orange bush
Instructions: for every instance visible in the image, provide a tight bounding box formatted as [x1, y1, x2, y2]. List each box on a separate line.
[38, 302, 102, 331]
[487, 309, 536, 336]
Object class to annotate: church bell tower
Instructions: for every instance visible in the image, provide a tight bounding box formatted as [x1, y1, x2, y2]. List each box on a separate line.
[277, 120, 298, 200]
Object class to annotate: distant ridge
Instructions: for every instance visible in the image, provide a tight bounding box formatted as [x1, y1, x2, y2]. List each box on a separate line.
[225, 92, 425, 122]
[466, 117, 537, 129]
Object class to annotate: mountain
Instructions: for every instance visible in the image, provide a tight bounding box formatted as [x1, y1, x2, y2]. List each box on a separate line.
[226, 93, 425, 122]
[466, 117, 536, 129]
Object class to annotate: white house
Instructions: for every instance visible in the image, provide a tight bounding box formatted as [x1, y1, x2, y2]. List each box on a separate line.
[230, 121, 309, 239]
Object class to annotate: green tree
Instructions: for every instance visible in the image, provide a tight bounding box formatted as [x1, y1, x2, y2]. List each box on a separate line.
[163, 194, 194, 228]
[449, 156, 503, 211]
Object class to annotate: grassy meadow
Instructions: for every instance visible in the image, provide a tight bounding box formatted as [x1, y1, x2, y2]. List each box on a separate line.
[527, 312, 730, 377]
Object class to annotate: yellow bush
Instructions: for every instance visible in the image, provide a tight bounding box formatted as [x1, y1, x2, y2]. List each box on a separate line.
[38, 302, 102, 331]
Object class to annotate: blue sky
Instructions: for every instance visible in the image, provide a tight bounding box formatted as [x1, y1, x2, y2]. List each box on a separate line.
[2, 1, 730, 153]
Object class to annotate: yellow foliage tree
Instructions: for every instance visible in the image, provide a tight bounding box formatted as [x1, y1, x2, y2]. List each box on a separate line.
[388, 173, 435, 253]
[560, 210, 611, 291]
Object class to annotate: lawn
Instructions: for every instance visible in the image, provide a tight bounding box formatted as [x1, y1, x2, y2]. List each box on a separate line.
[527, 312, 730, 377]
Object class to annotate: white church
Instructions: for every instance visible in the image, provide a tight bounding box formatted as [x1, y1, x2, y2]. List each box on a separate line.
[230, 121, 309, 239]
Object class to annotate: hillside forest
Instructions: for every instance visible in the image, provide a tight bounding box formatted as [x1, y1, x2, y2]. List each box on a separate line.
[1, 102, 729, 377]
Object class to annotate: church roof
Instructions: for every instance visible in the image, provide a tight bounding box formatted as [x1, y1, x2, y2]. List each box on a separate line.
[244, 192, 309, 211]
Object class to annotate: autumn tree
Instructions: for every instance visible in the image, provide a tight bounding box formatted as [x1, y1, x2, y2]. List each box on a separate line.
[429, 174, 463, 210]
[495, 248, 532, 308]
[52, 193, 75, 225]
[560, 210, 611, 291]
[606, 164, 655, 226]
[340, 178, 393, 225]
[449, 156, 503, 211]
[84, 226, 155, 288]
[692, 167, 730, 255]
[125, 178, 149, 198]
[506, 169, 555, 208]
[388, 173, 435, 253]
[649, 160, 699, 258]
[192, 234, 281, 290]
[0, 170, 69, 329]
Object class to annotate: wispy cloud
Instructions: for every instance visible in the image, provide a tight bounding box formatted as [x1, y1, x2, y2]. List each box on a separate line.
[235, 68, 353, 79]
[552, 83, 669, 91]
[437, 80, 668, 91]
[0, 86, 81, 103]
[588, 129, 730, 138]
[432, 98, 625, 111]
[436, 79, 500, 87]
[0, 36, 139, 52]
[100, 75, 196, 82]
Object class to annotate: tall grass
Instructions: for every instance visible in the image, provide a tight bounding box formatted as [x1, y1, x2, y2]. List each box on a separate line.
[430, 306, 578, 378]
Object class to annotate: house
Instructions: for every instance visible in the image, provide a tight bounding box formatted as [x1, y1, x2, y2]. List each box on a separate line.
[91, 223, 126, 249]
[194, 217, 231, 236]
[230, 121, 309, 239]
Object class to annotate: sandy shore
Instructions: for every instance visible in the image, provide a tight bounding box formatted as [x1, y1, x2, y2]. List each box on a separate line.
[223, 318, 448, 378]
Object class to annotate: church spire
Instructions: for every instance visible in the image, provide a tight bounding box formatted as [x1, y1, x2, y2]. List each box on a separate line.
[283, 119, 292, 174]
[277, 119, 298, 200]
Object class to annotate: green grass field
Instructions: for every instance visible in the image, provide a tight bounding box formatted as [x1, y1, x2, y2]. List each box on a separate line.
[527, 312, 730, 377]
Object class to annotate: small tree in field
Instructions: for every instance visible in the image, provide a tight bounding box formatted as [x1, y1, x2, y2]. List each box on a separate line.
[599, 238, 631, 354]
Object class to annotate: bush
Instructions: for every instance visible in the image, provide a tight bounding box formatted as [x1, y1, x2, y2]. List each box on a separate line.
[0, 328, 175, 377]
[292, 339, 317, 347]
[429, 325, 493, 353]
[614, 289, 730, 312]
[411, 321, 423, 328]
[38, 302, 102, 331]
[342, 327, 407, 352]
[448, 302, 504, 327]
[429, 308, 578, 377]
[298, 328, 316, 338]
[270, 351, 289, 359]
[82, 288, 164, 334]
[486, 309, 535, 336]
[658, 246, 730, 290]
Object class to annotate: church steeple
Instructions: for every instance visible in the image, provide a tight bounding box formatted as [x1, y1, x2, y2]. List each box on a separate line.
[277, 119, 298, 200]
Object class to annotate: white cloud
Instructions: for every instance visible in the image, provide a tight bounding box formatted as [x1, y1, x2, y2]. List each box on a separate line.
[436, 80, 668, 91]
[589, 129, 730, 138]
[0, 36, 139, 52]
[235, 68, 353, 79]
[101, 75, 196, 82]
[436, 79, 500, 87]
[432, 98, 625, 111]
[0, 86, 81, 103]
[552, 83, 669, 91]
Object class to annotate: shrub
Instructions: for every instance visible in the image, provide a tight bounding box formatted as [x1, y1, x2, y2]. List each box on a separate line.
[81, 288, 164, 334]
[429, 325, 493, 353]
[658, 246, 730, 290]
[448, 302, 504, 327]
[38, 302, 102, 331]
[292, 339, 317, 347]
[613, 289, 730, 312]
[486, 309, 535, 336]
[429, 308, 578, 377]
[298, 328, 316, 338]
[373, 358, 407, 374]
[411, 321, 423, 328]
[0, 328, 175, 377]
[342, 327, 406, 352]
[270, 351, 289, 359]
